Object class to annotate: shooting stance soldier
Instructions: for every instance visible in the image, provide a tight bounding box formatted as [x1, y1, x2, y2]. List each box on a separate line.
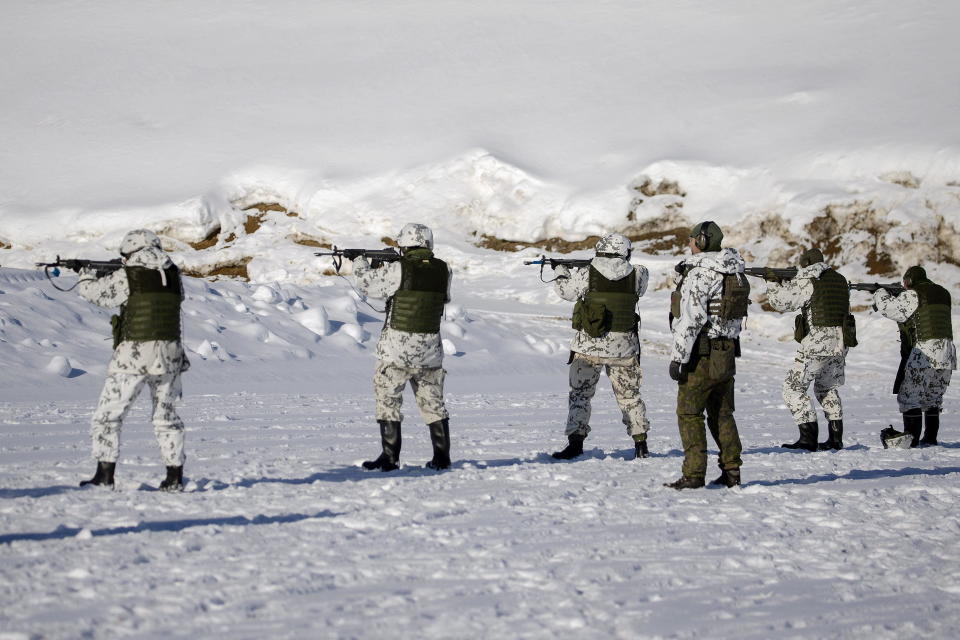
[665, 221, 748, 489]
[547, 233, 651, 460]
[76, 229, 189, 491]
[765, 248, 854, 451]
[872, 266, 955, 447]
[353, 223, 453, 470]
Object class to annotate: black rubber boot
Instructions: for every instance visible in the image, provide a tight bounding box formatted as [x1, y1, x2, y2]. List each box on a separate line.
[710, 469, 741, 487]
[921, 409, 940, 446]
[159, 466, 184, 492]
[817, 419, 844, 451]
[79, 461, 116, 488]
[633, 440, 649, 460]
[903, 409, 923, 448]
[425, 418, 451, 470]
[363, 420, 402, 471]
[664, 475, 705, 490]
[552, 433, 585, 460]
[782, 421, 818, 451]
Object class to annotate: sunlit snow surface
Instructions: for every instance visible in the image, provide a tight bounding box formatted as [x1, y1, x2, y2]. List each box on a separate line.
[1, 267, 959, 639]
[3, 0, 960, 637]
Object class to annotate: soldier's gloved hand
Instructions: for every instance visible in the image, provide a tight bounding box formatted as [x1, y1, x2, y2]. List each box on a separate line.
[553, 264, 570, 279]
[669, 360, 683, 382]
[763, 267, 782, 284]
[674, 262, 686, 274]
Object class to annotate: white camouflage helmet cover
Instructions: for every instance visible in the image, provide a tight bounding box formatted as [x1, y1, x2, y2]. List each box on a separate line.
[396, 223, 434, 249]
[595, 233, 631, 257]
[120, 229, 163, 256]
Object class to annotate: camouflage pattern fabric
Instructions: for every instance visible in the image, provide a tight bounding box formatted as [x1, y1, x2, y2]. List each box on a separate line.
[396, 223, 434, 249]
[354, 255, 451, 368]
[766, 262, 846, 357]
[77, 246, 189, 375]
[898, 366, 953, 412]
[594, 233, 631, 257]
[669, 248, 746, 364]
[553, 256, 649, 358]
[373, 362, 448, 424]
[676, 340, 742, 478]
[76, 239, 189, 468]
[565, 353, 650, 438]
[782, 354, 845, 423]
[874, 288, 956, 413]
[766, 262, 847, 424]
[874, 289, 957, 370]
[91, 372, 185, 465]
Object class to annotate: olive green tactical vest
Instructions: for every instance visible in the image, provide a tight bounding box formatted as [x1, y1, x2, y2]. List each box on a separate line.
[669, 266, 749, 324]
[809, 269, 849, 327]
[707, 273, 750, 320]
[118, 265, 182, 345]
[388, 249, 449, 334]
[578, 266, 638, 334]
[904, 280, 953, 345]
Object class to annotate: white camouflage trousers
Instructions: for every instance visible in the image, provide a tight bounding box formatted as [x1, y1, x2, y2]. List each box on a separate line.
[898, 366, 952, 413]
[91, 372, 185, 466]
[374, 362, 448, 424]
[566, 352, 650, 438]
[782, 354, 845, 424]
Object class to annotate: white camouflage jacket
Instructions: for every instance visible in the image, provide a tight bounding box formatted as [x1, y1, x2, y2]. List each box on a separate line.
[873, 288, 957, 370]
[77, 247, 189, 375]
[767, 262, 846, 358]
[353, 255, 452, 368]
[554, 257, 649, 358]
[670, 248, 746, 364]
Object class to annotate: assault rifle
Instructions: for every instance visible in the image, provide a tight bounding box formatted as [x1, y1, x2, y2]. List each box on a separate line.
[36, 256, 123, 291]
[848, 282, 905, 295]
[314, 246, 401, 274]
[743, 266, 798, 282]
[524, 255, 592, 283]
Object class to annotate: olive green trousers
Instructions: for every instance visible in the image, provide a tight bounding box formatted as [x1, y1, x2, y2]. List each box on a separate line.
[676, 339, 743, 479]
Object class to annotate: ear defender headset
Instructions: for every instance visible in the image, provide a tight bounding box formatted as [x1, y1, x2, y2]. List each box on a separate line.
[695, 221, 715, 251]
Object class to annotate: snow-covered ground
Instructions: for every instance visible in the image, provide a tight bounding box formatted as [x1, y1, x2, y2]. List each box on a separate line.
[3, 1, 960, 638]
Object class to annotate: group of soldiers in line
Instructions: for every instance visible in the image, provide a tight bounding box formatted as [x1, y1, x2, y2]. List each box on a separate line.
[68, 222, 954, 491]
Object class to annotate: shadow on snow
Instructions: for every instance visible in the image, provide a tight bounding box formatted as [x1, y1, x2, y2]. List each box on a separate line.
[744, 465, 960, 488]
[0, 509, 341, 545]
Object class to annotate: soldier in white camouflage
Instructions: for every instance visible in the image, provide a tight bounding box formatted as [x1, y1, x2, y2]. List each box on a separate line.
[548, 233, 651, 460]
[873, 265, 955, 447]
[76, 229, 190, 491]
[765, 248, 852, 451]
[665, 221, 748, 489]
[353, 223, 453, 471]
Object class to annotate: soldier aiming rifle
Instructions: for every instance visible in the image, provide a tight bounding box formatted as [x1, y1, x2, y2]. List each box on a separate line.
[860, 266, 955, 448]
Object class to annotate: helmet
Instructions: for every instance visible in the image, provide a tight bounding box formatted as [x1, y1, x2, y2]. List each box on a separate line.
[690, 221, 723, 252]
[595, 233, 631, 258]
[396, 223, 433, 249]
[798, 248, 824, 268]
[903, 265, 927, 288]
[120, 229, 162, 257]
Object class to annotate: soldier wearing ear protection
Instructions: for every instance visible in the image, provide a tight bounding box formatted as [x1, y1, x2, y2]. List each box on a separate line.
[767, 248, 853, 452]
[665, 221, 748, 490]
[873, 265, 955, 447]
